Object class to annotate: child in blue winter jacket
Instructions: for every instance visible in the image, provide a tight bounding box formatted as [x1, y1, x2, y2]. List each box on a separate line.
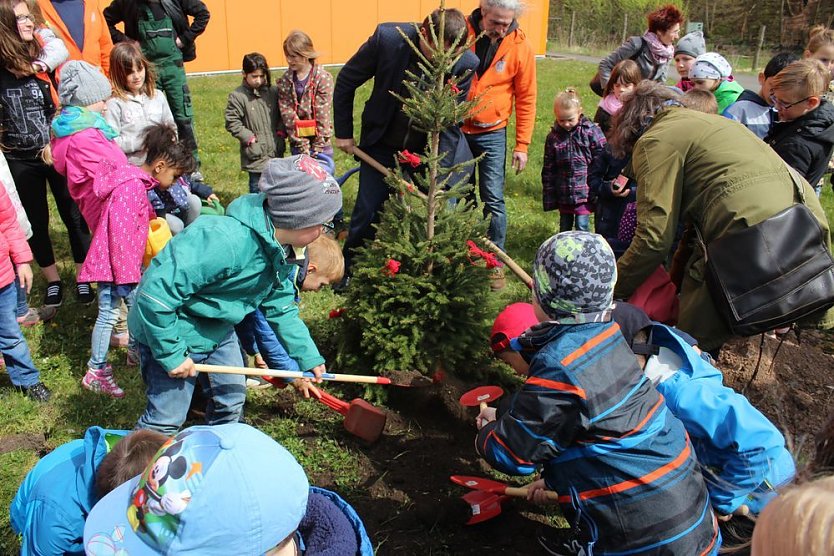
[490, 300, 795, 518]
[541, 89, 607, 233]
[477, 232, 719, 555]
[10, 427, 167, 555]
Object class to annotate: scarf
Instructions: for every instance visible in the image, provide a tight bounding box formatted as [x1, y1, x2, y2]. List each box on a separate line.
[598, 93, 623, 116]
[52, 105, 119, 140]
[642, 31, 674, 65]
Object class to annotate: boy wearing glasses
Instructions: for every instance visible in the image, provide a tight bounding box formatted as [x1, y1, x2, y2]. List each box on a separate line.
[765, 59, 834, 193]
[129, 155, 341, 434]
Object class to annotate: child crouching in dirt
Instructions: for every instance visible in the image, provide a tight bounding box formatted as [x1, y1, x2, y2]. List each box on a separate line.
[129, 155, 342, 434]
[477, 231, 720, 555]
[84, 422, 374, 555]
[490, 299, 795, 521]
[10, 427, 167, 554]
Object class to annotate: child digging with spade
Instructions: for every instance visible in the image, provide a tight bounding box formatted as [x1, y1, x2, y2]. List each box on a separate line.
[129, 155, 342, 435]
[477, 231, 720, 555]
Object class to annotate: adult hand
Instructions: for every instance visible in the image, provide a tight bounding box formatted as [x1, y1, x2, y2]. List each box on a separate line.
[17, 263, 33, 294]
[168, 357, 196, 379]
[511, 151, 528, 174]
[476, 406, 497, 429]
[335, 138, 355, 154]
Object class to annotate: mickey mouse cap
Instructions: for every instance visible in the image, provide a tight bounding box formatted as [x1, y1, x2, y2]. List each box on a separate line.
[84, 423, 309, 555]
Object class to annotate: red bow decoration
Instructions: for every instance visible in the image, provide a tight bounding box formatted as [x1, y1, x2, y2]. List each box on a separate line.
[328, 308, 345, 319]
[448, 80, 461, 95]
[397, 150, 421, 168]
[382, 259, 401, 277]
[466, 240, 501, 269]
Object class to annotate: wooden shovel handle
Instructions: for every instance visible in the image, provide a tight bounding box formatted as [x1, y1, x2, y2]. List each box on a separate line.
[480, 237, 534, 288]
[352, 147, 429, 201]
[193, 364, 391, 384]
[503, 486, 560, 500]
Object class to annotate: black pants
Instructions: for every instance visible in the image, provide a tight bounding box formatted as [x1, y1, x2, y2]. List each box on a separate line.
[7, 158, 90, 267]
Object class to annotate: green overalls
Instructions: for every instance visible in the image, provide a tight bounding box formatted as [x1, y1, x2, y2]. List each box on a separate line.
[138, 5, 199, 164]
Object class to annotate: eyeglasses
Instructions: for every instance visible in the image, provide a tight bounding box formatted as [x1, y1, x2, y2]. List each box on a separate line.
[769, 93, 812, 110]
[16, 14, 34, 24]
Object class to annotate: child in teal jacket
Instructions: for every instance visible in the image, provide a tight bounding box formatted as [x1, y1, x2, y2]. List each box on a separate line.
[129, 155, 342, 434]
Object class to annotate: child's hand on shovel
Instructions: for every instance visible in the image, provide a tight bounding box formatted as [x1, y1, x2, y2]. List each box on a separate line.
[476, 407, 497, 430]
[526, 479, 558, 505]
[292, 364, 326, 398]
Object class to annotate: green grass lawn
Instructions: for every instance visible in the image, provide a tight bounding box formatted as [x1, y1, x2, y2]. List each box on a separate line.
[1, 57, 833, 553]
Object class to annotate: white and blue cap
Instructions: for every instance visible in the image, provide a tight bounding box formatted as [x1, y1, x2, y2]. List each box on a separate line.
[83, 423, 309, 555]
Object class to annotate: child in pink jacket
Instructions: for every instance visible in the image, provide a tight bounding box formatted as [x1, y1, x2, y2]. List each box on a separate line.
[0, 180, 49, 402]
[51, 61, 195, 398]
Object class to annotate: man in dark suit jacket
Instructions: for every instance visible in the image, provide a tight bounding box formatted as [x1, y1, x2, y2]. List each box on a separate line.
[333, 8, 478, 279]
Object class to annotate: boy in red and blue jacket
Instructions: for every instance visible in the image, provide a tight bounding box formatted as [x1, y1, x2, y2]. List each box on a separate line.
[476, 231, 720, 555]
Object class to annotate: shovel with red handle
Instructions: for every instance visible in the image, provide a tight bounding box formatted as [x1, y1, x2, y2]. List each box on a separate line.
[459, 386, 504, 410]
[313, 389, 387, 444]
[450, 475, 560, 524]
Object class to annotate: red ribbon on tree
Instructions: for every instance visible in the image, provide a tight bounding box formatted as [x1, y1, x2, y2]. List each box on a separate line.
[328, 308, 345, 319]
[397, 150, 421, 168]
[382, 259, 402, 277]
[466, 240, 501, 269]
[448, 80, 461, 95]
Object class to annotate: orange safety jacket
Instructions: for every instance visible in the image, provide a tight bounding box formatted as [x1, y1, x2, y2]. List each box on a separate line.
[37, 0, 113, 76]
[463, 21, 537, 153]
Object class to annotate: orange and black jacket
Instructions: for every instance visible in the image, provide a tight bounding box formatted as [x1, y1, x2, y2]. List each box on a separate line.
[476, 320, 721, 555]
[463, 12, 537, 153]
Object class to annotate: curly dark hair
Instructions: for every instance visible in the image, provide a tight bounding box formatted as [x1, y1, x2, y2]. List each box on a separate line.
[647, 4, 684, 34]
[142, 123, 197, 174]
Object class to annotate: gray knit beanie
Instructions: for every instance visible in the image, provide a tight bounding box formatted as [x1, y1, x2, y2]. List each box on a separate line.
[532, 232, 617, 320]
[58, 61, 112, 107]
[259, 155, 342, 229]
[674, 31, 706, 58]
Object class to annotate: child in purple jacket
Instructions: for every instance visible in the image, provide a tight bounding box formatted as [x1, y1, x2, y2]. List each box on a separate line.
[541, 89, 607, 233]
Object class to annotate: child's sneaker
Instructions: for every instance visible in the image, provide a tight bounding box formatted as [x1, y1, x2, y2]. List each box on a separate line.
[126, 347, 140, 367]
[16, 308, 42, 327]
[19, 382, 51, 402]
[82, 364, 125, 398]
[76, 282, 96, 304]
[44, 281, 63, 307]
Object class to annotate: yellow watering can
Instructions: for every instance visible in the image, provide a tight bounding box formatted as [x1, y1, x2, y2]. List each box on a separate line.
[143, 218, 172, 267]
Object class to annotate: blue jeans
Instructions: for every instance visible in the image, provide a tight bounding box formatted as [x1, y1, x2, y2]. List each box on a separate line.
[14, 270, 26, 318]
[248, 172, 261, 194]
[136, 329, 246, 435]
[234, 309, 300, 371]
[466, 129, 507, 250]
[0, 282, 40, 387]
[559, 213, 590, 232]
[88, 283, 135, 369]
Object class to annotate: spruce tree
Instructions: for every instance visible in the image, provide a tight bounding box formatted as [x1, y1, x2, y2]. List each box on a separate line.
[337, 3, 493, 376]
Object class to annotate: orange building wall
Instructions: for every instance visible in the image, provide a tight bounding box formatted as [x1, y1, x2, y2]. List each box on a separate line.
[102, 0, 549, 74]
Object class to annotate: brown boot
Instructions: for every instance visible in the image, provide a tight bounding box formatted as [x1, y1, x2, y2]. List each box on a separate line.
[490, 267, 507, 291]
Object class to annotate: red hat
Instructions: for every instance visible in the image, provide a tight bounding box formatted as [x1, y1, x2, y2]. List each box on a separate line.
[490, 303, 538, 354]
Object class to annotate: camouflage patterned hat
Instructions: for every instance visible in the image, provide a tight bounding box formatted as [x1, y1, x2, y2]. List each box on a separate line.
[532, 232, 617, 320]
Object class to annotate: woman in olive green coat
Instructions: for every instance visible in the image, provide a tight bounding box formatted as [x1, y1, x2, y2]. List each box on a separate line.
[610, 81, 833, 352]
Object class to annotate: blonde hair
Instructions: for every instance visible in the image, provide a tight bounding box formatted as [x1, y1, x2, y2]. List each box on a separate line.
[806, 25, 834, 55]
[770, 59, 831, 98]
[681, 89, 718, 114]
[554, 87, 582, 114]
[751, 476, 834, 555]
[307, 235, 343, 282]
[283, 30, 318, 61]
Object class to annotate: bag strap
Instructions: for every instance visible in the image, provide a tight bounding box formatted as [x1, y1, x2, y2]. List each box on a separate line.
[292, 65, 317, 123]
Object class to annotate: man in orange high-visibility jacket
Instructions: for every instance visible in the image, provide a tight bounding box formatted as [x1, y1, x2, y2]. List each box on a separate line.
[463, 0, 536, 285]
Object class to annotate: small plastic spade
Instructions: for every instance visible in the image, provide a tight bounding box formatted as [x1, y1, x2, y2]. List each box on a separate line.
[459, 386, 504, 411]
